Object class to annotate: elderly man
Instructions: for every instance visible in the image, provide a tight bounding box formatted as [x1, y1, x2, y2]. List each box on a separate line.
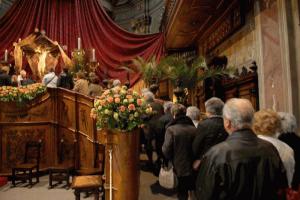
[156, 101, 174, 163]
[142, 91, 163, 168]
[192, 97, 228, 170]
[195, 98, 288, 200]
[163, 104, 197, 200]
[42, 68, 58, 88]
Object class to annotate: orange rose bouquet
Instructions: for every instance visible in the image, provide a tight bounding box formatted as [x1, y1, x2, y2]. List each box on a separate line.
[0, 83, 46, 103]
[91, 85, 152, 132]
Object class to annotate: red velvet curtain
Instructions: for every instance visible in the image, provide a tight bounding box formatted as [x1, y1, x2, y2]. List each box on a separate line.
[0, 0, 165, 85]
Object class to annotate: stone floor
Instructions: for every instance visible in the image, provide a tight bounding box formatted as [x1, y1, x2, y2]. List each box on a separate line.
[0, 154, 177, 200]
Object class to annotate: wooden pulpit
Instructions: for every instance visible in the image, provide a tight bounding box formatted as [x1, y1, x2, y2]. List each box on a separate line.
[98, 129, 140, 200]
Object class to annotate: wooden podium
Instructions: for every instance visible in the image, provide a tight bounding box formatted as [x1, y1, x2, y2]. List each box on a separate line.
[98, 129, 140, 200]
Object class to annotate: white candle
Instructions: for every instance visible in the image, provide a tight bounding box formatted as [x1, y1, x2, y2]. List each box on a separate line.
[18, 38, 21, 42]
[4, 49, 8, 62]
[78, 37, 81, 49]
[92, 48, 95, 61]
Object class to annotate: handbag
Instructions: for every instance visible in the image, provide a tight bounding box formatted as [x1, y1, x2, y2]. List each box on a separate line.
[158, 162, 178, 189]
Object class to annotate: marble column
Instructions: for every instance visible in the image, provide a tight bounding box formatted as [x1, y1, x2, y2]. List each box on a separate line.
[255, 0, 293, 112]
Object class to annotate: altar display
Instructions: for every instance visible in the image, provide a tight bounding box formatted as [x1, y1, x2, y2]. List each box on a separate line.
[0, 0, 164, 85]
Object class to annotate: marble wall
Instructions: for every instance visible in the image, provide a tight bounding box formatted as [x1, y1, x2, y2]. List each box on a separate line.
[283, 0, 300, 126]
[205, 0, 296, 115]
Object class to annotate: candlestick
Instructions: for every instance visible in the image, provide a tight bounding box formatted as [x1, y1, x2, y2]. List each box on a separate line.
[4, 49, 8, 62]
[78, 37, 81, 50]
[92, 48, 95, 61]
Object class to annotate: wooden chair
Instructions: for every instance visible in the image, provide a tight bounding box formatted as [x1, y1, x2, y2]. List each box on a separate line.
[11, 141, 42, 187]
[76, 143, 105, 176]
[48, 139, 76, 189]
[72, 175, 103, 200]
[72, 143, 105, 200]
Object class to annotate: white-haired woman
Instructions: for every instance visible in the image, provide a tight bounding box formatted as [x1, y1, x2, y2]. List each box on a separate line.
[278, 112, 300, 190]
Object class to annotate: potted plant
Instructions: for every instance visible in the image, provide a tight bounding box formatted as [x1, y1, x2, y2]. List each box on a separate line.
[120, 56, 167, 94]
[160, 55, 233, 104]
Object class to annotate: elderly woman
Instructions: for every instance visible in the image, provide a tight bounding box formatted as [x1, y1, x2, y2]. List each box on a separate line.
[253, 109, 295, 187]
[186, 106, 200, 127]
[278, 112, 300, 190]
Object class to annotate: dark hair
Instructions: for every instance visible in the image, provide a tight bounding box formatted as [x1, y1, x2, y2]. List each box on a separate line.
[63, 68, 69, 73]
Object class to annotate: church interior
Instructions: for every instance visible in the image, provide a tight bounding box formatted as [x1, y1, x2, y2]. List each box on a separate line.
[1, 0, 300, 200]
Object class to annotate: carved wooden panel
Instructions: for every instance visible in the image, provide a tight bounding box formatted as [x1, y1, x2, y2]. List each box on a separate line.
[201, 4, 245, 54]
[1, 125, 54, 173]
[57, 127, 76, 167]
[57, 90, 76, 129]
[0, 88, 97, 174]
[0, 93, 53, 123]
[223, 68, 259, 110]
[77, 95, 95, 140]
[76, 94, 96, 169]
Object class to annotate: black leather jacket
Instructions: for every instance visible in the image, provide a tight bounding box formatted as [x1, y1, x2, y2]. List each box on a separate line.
[195, 129, 288, 200]
[193, 116, 228, 159]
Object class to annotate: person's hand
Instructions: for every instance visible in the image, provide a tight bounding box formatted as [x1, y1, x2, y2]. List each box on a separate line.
[193, 159, 201, 171]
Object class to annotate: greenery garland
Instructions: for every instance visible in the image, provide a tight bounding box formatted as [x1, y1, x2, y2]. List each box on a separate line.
[0, 83, 47, 103]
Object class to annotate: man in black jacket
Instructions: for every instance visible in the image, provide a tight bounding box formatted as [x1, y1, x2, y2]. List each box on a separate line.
[57, 67, 74, 90]
[163, 103, 197, 200]
[195, 98, 288, 200]
[142, 91, 163, 167]
[0, 68, 11, 86]
[156, 101, 173, 163]
[192, 97, 228, 170]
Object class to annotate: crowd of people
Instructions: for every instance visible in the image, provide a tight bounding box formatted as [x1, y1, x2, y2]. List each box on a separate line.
[141, 92, 300, 200]
[0, 65, 104, 97]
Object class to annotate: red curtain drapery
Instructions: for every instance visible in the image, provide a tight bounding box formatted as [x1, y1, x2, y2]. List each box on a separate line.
[0, 0, 165, 85]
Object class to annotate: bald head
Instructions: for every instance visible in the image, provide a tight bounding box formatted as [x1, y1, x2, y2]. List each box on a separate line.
[223, 98, 254, 133]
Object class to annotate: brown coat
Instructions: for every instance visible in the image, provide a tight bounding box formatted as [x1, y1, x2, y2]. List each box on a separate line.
[73, 79, 89, 96]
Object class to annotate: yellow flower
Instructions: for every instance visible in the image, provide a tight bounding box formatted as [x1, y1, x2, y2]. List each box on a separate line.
[113, 112, 119, 120]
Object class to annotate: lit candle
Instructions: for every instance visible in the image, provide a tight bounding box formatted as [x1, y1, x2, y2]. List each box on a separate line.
[4, 49, 8, 62]
[92, 48, 95, 61]
[78, 37, 81, 50]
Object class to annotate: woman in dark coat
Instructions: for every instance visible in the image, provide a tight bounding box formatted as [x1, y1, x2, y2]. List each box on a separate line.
[278, 112, 300, 190]
[162, 103, 197, 200]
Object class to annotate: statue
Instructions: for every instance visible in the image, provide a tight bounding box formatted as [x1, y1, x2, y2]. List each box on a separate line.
[13, 29, 72, 80]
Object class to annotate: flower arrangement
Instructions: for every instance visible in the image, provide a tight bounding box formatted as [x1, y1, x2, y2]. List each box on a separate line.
[0, 83, 47, 103]
[90, 85, 153, 132]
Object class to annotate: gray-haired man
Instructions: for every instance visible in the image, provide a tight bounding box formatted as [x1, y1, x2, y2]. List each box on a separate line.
[192, 97, 228, 170]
